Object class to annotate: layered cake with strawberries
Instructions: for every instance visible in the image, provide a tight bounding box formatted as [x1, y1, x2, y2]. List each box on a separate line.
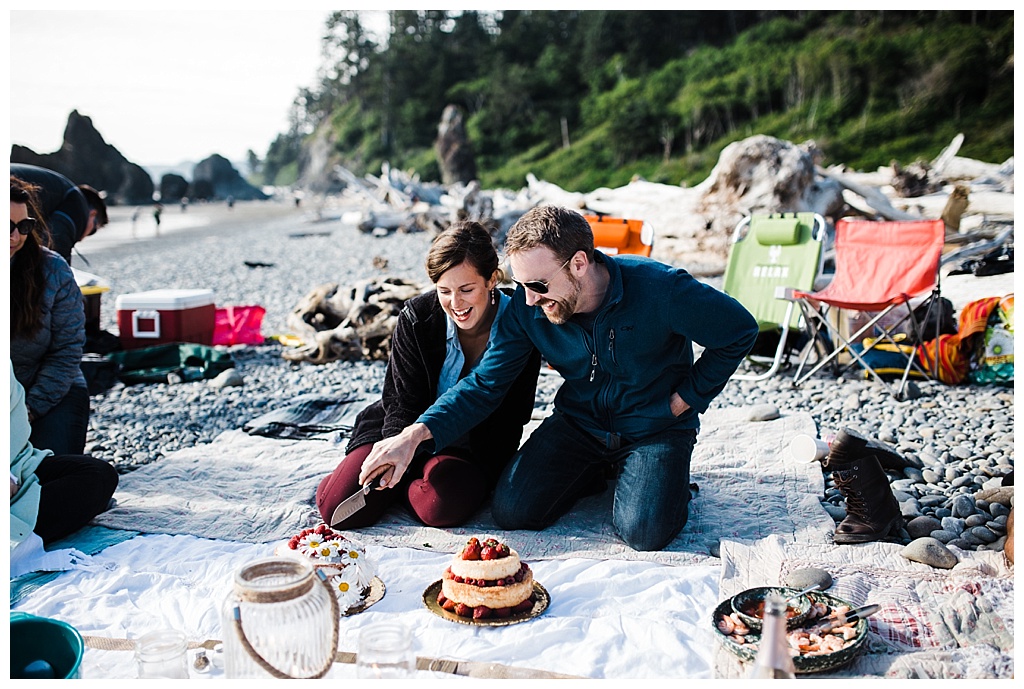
[437, 536, 535, 620]
[275, 523, 376, 613]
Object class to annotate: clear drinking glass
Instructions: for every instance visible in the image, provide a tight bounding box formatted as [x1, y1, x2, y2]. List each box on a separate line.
[135, 629, 189, 679]
[356, 621, 415, 678]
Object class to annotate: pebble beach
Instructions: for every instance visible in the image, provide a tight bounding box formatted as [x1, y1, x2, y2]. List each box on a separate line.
[77, 199, 1014, 557]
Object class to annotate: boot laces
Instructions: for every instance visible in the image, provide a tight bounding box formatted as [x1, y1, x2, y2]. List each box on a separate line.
[833, 471, 867, 513]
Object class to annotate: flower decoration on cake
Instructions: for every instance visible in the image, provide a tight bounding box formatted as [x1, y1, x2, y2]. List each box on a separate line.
[330, 563, 363, 610]
[276, 523, 377, 614]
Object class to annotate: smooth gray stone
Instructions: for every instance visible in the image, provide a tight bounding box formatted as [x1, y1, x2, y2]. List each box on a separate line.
[892, 489, 914, 502]
[785, 568, 833, 592]
[901, 537, 958, 569]
[921, 469, 943, 484]
[918, 495, 947, 508]
[933, 507, 952, 519]
[209, 369, 244, 388]
[964, 514, 989, 528]
[968, 526, 999, 544]
[948, 538, 972, 550]
[950, 475, 974, 489]
[940, 516, 965, 535]
[906, 516, 942, 539]
[903, 467, 925, 483]
[950, 494, 976, 518]
[822, 503, 846, 521]
[961, 531, 984, 546]
[746, 403, 780, 421]
[929, 529, 957, 544]
[900, 501, 921, 518]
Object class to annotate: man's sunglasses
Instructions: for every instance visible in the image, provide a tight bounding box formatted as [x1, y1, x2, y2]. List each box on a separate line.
[10, 218, 38, 236]
[511, 255, 574, 295]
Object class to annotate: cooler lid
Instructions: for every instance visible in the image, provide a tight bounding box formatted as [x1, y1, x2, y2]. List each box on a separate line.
[115, 289, 215, 310]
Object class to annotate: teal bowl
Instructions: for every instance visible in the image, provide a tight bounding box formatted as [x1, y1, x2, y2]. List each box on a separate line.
[10, 612, 84, 679]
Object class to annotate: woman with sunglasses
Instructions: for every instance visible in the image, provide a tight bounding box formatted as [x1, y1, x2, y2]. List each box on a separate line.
[316, 221, 542, 528]
[10, 175, 90, 456]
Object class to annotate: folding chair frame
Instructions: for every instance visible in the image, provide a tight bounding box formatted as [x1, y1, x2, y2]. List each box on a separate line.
[788, 288, 941, 398]
[728, 212, 827, 382]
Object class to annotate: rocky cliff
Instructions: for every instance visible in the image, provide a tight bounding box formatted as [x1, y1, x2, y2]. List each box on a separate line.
[10, 110, 155, 205]
[191, 154, 268, 201]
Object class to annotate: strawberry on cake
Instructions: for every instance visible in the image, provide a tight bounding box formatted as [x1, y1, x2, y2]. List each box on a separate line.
[438, 536, 535, 620]
[275, 523, 376, 613]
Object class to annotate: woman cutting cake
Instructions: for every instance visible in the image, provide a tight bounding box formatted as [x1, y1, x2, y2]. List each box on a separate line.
[316, 221, 541, 528]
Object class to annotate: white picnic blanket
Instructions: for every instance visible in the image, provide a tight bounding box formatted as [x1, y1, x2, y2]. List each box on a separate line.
[91, 406, 834, 566]
[11, 535, 722, 679]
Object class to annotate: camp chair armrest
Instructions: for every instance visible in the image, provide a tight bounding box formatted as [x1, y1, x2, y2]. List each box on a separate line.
[775, 286, 799, 301]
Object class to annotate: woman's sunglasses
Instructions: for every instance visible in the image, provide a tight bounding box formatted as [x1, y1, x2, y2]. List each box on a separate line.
[10, 218, 38, 236]
[511, 255, 574, 295]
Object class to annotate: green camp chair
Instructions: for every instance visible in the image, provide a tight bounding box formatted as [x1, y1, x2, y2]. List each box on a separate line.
[722, 212, 827, 381]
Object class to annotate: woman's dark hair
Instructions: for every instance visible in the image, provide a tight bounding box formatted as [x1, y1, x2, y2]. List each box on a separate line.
[425, 221, 502, 284]
[11, 175, 50, 337]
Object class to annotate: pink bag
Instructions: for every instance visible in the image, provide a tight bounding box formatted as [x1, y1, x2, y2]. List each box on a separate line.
[213, 305, 266, 345]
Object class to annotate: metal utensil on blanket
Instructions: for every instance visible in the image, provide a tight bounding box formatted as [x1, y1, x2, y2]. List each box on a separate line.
[784, 584, 823, 604]
[809, 603, 881, 635]
[330, 471, 386, 527]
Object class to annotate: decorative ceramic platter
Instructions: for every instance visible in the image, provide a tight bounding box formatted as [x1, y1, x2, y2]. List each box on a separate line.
[422, 580, 550, 627]
[712, 590, 869, 674]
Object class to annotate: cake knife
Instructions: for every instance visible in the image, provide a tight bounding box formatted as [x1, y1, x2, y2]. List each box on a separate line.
[330, 472, 386, 526]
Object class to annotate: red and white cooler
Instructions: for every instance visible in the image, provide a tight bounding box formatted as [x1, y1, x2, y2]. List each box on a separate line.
[115, 289, 216, 349]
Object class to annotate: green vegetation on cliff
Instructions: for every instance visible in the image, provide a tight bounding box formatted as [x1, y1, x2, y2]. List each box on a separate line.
[258, 10, 1013, 192]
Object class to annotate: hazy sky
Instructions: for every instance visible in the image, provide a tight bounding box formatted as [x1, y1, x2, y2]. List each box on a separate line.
[9, 8, 347, 166]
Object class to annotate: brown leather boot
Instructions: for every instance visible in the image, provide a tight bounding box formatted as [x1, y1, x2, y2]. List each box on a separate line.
[824, 453, 902, 544]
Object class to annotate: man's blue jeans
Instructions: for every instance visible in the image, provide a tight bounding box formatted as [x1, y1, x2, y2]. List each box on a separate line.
[491, 410, 697, 551]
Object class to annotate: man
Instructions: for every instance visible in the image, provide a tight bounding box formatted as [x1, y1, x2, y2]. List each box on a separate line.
[361, 205, 759, 551]
[10, 163, 108, 264]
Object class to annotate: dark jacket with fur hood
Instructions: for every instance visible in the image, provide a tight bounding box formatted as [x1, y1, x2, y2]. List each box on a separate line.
[347, 288, 542, 486]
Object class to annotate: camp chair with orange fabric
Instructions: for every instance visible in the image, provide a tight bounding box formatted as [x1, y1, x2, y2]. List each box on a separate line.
[782, 218, 946, 400]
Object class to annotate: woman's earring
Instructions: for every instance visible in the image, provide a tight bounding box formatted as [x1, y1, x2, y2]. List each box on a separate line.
[491, 288, 496, 305]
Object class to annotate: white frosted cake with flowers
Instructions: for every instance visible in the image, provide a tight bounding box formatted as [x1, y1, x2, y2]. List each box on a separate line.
[275, 524, 376, 612]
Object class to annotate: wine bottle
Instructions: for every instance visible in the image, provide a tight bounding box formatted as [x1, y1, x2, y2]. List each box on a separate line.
[747, 594, 797, 679]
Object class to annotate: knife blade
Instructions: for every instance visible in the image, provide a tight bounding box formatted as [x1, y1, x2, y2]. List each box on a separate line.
[809, 603, 880, 634]
[330, 473, 385, 527]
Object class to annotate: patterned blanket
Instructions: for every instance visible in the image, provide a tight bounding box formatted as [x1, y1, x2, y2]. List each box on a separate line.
[714, 535, 1014, 678]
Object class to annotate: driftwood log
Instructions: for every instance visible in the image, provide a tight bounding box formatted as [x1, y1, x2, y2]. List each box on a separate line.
[283, 277, 425, 365]
[311, 132, 1011, 277]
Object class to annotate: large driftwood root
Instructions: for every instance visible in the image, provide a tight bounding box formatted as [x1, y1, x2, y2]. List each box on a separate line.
[284, 277, 425, 364]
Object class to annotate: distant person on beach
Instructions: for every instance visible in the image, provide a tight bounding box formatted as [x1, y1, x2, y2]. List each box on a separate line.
[10, 176, 90, 456]
[10, 163, 108, 265]
[10, 361, 118, 551]
[153, 202, 163, 236]
[361, 205, 759, 551]
[317, 221, 542, 529]
[131, 207, 141, 238]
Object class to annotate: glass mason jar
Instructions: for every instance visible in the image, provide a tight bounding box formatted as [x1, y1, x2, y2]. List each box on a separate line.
[222, 557, 339, 678]
[135, 629, 189, 679]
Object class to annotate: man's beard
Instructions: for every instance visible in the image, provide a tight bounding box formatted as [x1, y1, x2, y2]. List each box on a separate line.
[538, 273, 582, 325]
